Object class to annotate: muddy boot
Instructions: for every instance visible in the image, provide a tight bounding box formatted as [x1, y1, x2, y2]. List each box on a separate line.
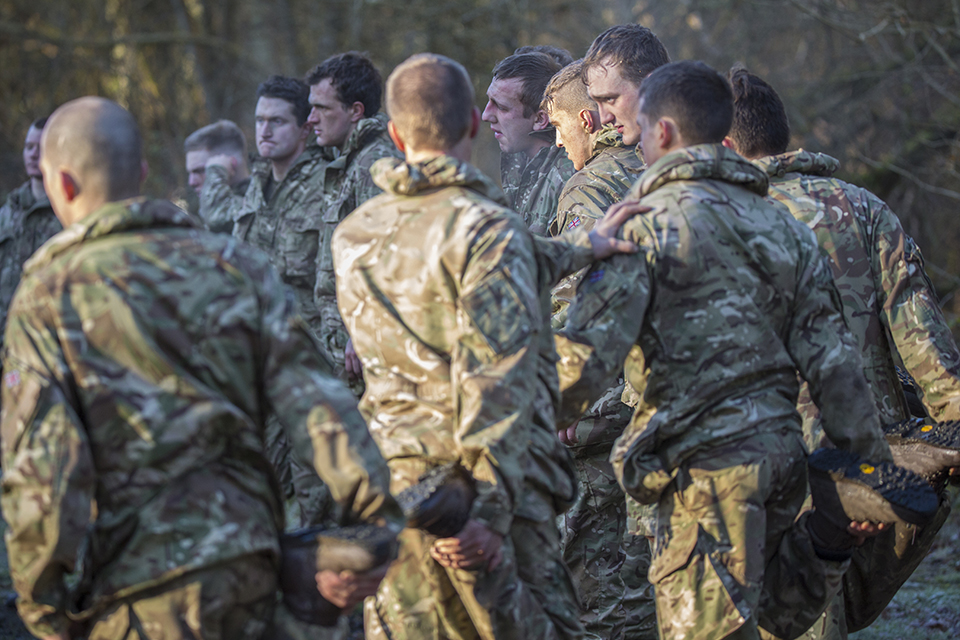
[396, 462, 477, 538]
[806, 448, 939, 560]
[279, 524, 398, 626]
[884, 418, 960, 490]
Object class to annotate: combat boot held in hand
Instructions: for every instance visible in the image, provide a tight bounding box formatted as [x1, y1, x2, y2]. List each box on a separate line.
[884, 417, 960, 490]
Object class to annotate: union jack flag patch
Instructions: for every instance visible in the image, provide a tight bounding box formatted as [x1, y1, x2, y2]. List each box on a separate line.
[4, 370, 20, 389]
[567, 217, 582, 230]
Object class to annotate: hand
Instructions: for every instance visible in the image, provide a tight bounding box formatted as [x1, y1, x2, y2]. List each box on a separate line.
[205, 154, 237, 182]
[344, 339, 363, 379]
[316, 562, 390, 610]
[557, 421, 579, 446]
[430, 519, 503, 571]
[587, 200, 651, 260]
[846, 520, 885, 546]
[40, 633, 69, 640]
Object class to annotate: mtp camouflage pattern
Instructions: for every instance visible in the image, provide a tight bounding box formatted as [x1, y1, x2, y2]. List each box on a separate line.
[313, 114, 402, 373]
[500, 135, 576, 236]
[0, 181, 62, 351]
[549, 129, 655, 639]
[755, 150, 960, 640]
[0, 198, 401, 639]
[198, 162, 253, 233]
[334, 154, 587, 639]
[554, 144, 891, 640]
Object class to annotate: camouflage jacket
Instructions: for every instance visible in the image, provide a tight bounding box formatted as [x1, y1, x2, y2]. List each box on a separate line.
[198, 163, 253, 233]
[554, 144, 891, 505]
[1, 198, 400, 637]
[501, 140, 577, 236]
[550, 130, 645, 452]
[313, 115, 402, 365]
[757, 150, 960, 429]
[233, 144, 327, 335]
[333, 155, 593, 535]
[0, 181, 62, 350]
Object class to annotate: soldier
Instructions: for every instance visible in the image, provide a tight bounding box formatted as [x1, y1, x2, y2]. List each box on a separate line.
[232, 75, 333, 528]
[333, 53, 643, 640]
[581, 24, 670, 149]
[724, 67, 960, 640]
[515, 44, 575, 67]
[554, 61, 937, 640]
[305, 51, 402, 380]
[1, 96, 401, 640]
[540, 61, 654, 640]
[0, 116, 62, 351]
[483, 51, 576, 235]
[184, 119, 252, 233]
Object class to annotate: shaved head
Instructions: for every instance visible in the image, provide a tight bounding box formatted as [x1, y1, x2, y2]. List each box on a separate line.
[42, 97, 143, 207]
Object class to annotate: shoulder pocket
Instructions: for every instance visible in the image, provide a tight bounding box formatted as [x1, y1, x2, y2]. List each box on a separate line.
[461, 267, 537, 355]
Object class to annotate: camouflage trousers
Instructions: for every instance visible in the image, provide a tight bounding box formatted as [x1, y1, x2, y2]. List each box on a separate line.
[366, 458, 584, 640]
[651, 431, 849, 640]
[559, 446, 657, 640]
[779, 490, 952, 640]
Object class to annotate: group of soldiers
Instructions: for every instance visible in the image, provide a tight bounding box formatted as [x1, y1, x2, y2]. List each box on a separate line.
[1, 20, 959, 640]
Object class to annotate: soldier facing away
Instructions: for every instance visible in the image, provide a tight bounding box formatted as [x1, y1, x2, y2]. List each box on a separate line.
[554, 60, 937, 640]
[305, 51, 402, 382]
[184, 119, 252, 233]
[0, 96, 402, 640]
[333, 52, 643, 640]
[540, 60, 654, 640]
[724, 66, 960, 640]
[0, 116, 62, 352]
[483, 51, 576, 235]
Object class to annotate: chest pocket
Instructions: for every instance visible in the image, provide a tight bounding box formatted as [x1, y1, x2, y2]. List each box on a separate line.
[279, 215, 323, 279]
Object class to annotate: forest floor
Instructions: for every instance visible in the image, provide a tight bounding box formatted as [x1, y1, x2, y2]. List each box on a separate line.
[0, 489, 957, 639]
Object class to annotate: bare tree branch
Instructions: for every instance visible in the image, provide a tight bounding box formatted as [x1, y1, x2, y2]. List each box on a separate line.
[857, 154, 960, 202]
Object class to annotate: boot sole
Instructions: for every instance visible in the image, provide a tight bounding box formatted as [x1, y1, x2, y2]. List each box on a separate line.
[807, 448, 939, 526]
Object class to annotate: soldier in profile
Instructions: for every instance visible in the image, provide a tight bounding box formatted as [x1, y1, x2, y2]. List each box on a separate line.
[184, 119, 251, 233]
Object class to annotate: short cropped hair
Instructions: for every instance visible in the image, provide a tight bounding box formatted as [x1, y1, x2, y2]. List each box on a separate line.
[541, 61, 595, 116]
[386, 53, 474, 151]
[184, 120, 248, 157]
[256, 75, 311, 125]
[637, 61, 733, 145]
[492, 52, 563, 118]
[583, 24, 670, 87]
[306, 52, 383, 117]
[30, 116, 48, 130]
[514, 45, 574, 68]
[727, 66, 791, 158]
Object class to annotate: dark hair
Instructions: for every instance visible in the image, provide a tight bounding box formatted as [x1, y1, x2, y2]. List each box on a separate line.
[387, 53, 474, 150]
[492, 52, 562, 118]
[514, 45, 574, 68]
[583, 24, 670, 86]
[30, 116, 49, 130]
[637, 61, 733, 145]
[727, 66, 790, 158]
[256, 75, 311, 125]
[184, 119, 247, 156]
[306, 52, 383, 117]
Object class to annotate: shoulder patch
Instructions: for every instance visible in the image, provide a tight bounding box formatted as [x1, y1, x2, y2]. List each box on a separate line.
[4, 370, 20, 389]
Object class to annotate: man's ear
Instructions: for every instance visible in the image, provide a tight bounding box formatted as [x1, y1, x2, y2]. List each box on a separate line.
[532, 109, 551, 131]
[469, 106, 481, 140]
[387, 120, 406, 152]
[349, 101, 365, 123]
[657, 117, 677, 152]
[721, 136, 736, 151]
[59, 170, 80, 202]
[580, 109, 599, 134]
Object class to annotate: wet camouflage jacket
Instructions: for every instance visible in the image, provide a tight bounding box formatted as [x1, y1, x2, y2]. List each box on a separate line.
[501, 139, 577, 236]
[313, 115, 402, 365]
[233, 144, 327, 335]
[199, 163, 252, 233]
[0, 182, 62, 349]
[1, 198, 400, 638]
[757, 150, 960, 427]
[553, 144, 891, 505]
[334, 155, 592, 535]
[550, 130, 644, 451]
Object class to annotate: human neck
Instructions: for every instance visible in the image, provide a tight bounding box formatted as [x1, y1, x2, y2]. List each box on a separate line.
[270, 144, 305, 182]
[30, 177, 46, 202]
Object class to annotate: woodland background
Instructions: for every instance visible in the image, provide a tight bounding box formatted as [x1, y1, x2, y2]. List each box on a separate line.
[1, 0, 959, 327]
